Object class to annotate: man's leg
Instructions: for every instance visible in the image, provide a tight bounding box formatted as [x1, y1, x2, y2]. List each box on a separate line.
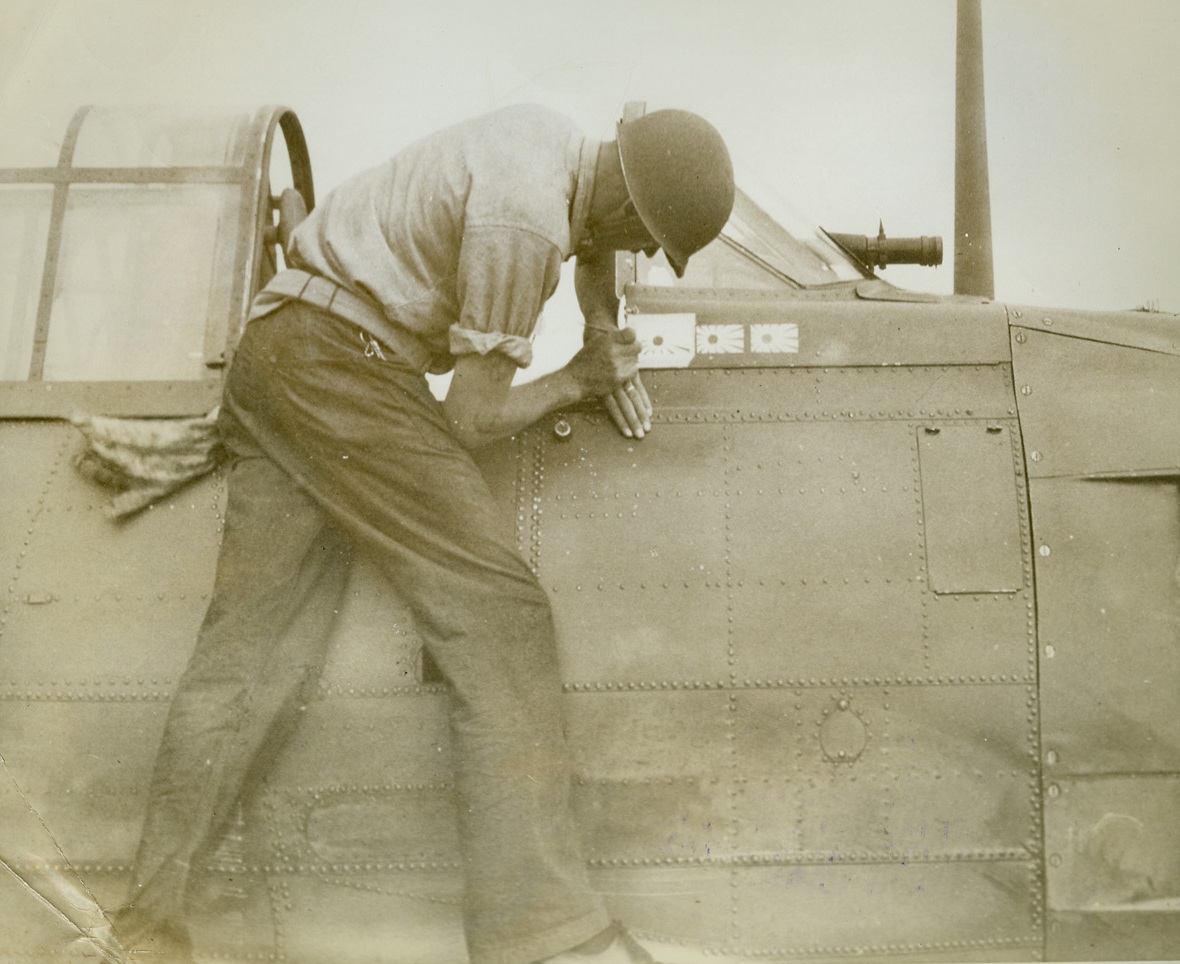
[116, 442, 352, 953]
[229, 304, 612, 964]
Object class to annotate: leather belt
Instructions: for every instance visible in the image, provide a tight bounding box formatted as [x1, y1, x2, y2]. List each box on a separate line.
[250, 269, 435, 374]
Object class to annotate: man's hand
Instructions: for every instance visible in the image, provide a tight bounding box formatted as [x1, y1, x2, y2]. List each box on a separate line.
[566, 328, 651, 439]
[442, 327, 652, 450]
[567, 326, 639, 394]
[573, 253, 654, 438]
[603, 375, 652, 439]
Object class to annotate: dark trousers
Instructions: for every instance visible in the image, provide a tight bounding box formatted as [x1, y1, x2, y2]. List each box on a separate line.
[120, 302, 609, 963]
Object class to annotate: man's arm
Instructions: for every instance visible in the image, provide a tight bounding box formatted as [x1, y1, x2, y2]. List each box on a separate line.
[442, 326, 642, 450]
[574, 252, 653, 439]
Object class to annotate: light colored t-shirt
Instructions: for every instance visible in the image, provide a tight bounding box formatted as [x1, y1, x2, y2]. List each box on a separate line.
[285, 104, 598, 373]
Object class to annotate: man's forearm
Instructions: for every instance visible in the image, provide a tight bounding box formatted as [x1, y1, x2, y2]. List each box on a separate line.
[444, 326, 640, 449]
[574, 253, 620, 330]
[447, 367, 584, 450]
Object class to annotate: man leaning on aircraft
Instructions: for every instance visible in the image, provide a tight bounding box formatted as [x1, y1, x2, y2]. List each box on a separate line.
[112, 102, 734, 964]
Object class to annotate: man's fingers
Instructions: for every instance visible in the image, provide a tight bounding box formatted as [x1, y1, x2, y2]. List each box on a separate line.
[621, 383, 649, 432]
[628, 376, 653, 424]
[603, 393, 632, 438]
[612, 390, 639, 436]
[605, 388, 645, 439]
[617, 385, 646, 438]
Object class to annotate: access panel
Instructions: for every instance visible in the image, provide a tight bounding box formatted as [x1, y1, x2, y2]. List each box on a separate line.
[516, 362, 1038, 959]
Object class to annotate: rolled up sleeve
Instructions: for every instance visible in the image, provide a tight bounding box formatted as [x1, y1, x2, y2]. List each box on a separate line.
[451, 224, 563, 369]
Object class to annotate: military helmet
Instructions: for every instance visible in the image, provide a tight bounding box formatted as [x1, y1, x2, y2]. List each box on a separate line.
[616, 109, 735, 277]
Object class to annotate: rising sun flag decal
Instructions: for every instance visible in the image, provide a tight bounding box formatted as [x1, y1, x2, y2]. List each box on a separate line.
[631, 313, 697, 368]
[696, 324, 744, 354]
[749, 322, 800, 353]
[631, 316, 803, 367]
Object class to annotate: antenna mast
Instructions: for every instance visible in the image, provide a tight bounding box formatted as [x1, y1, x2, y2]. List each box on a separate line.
[954, 0, 995, 298]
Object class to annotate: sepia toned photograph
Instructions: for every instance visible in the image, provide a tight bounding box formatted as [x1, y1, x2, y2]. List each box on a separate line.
[1, 1, 1178, 961]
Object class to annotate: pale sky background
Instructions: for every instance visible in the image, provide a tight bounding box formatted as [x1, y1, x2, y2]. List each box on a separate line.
[2, 0, 1178, 319]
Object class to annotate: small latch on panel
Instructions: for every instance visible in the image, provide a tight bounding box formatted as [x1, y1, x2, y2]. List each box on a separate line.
[23, 593, 55, 605]
[819, 698, 867, 763]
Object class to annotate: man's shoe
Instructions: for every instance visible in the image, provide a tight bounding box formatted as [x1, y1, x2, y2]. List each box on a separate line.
[537, 922, 659, 963]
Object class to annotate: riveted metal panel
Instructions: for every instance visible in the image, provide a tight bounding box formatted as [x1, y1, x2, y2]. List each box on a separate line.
[591, 866, 732, 948]
[0, 379, 221, 418]
[0, 442, 223, 688]
[1040, 773, 1180, 961]
[0, 868, 162, 949]
[536, 367, 1025, 692]
[563, 692, 735, 902]
[263, 784, 460, 866]
[733, 689, 886, 858]
[627, 290, 1012, 367]
[502, 358, 1043, 958]
[2, 593, 209, 689]
[923, 590, 1036, 683]
[732, 685, 1037, 860]
[725, 420, 926, 683]
[540, 420, 732, 684]
[0, 703, 164, 862]
[1043, 774, 1180, 911]
[259, 811, 736, 953]
[183, 861, 275, 964]
[1011, 326, 1180, 477]
[1033, 478, 1180, 773]
[274, 871, 465, 964]
[0, 423, 68, 588]
[12, 469, 224, 603]
[565, 691, 732, 783]
[256, 688, 739, 956]
[918, 424, 1026, 594]
[1010, 305, 1180, 356]
[236, 699, 464, 961]
[573, 775, 725, 863]
[872, 684, 1040, 853]
[0, 419, 227, 891]
[0, 768, 136, 949]
[1, 332, 1059, 959]
[1048, 909, 1180, 963]
[0, 864, 82, 956]
[0, 423, 230, 959]
[641, 364, 1016, 422]
[730, 860, 1040, 956]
